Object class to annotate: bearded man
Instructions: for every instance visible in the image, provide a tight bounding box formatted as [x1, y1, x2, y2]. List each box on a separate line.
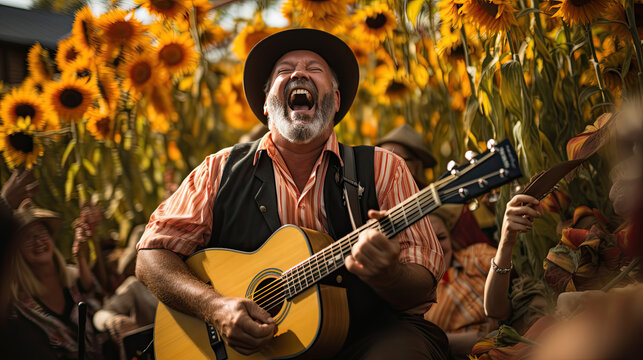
[136, 29, 448, 359]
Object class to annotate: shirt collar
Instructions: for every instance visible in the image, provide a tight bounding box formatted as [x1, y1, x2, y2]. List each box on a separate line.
[253, 131, 344, 167]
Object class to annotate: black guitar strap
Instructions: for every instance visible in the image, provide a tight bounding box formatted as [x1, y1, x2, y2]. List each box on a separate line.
[340, 143, 365, 230]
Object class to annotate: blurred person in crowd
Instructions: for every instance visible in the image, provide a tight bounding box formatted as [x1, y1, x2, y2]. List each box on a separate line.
[424, 205, 496, 359]
[8, 202, 106, 359]
[94, 225, 157, 357]
[376, 123, 436, 188]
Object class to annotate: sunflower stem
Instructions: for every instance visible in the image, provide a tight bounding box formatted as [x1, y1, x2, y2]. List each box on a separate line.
[460, 26, 478, 98]
[71, 121, 87, 206]
[585, 23, 611, 112]
[625, 0, 643, 98]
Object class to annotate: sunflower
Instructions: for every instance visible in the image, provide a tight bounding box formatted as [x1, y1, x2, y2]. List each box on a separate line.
[0, 117, 44, 169]
[94, 66, 120, 110]
[86, 106, 114, 140]
[375, 68, 415, 104]
[552, 0, 612, 26]
[45, 77, 98, 122]
[55, 37, 81, 70]
[439, 0, 465, 28]
[0, 86, 51, 129]
[122, 52, 162, 96]
[295, 0, 347, 17]
[27, 43, 54, 82]
[281, 0, 295, 23]
[600, 49, 639, 96]
[348, 41, 370, 65]
[232, 20, 280, 60]
[437, 23, 480, 64]
[177, 0, 212, 30]
[199, 21, 228, 50]
[62, 54, 94, 81]
[22, 77, 47, 94]
[98, 9, 146, 47]
[147, 106, 172, 133]
[460, 0, 517, 34]
[147, 85, 175, 119]
[72, 6, 100, 53]
[215, 69, 258, 130]
[297, 5, 348, 31]
[136, 0, 188, 20]
[352, 3, 397, 45]
[602, 2, 643, 42]
[155, 32, 198, 77]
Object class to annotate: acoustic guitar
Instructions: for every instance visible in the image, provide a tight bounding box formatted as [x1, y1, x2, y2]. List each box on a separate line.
[154, 139, 522, 360]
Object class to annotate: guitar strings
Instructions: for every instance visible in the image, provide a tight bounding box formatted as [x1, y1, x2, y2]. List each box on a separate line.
[251, 171, 501, 309]
[250, 171, 503, 311]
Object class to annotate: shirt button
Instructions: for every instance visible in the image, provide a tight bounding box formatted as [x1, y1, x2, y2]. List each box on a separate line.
[259, 205, 267, 213]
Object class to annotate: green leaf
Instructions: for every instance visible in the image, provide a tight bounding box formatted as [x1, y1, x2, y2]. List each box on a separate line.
[82, 159, 96, 175]
[61, 140, 76, 167]
[405, 0, 425, 27]
[65, 163, 80, 201]
[501, 60, 524, 117]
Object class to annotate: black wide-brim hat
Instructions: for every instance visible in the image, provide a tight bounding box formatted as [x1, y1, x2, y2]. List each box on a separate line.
[243, 28, 359, 125]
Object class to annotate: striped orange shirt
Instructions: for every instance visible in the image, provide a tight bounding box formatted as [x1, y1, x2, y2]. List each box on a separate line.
[137, 131, 445, 281]
[424, 243, 497, 333]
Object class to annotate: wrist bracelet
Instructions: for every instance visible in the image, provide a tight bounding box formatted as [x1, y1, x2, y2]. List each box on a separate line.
[490, 257, 512, 274]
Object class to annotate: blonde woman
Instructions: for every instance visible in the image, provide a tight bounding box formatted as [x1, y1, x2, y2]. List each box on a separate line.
[9, 202, 105, 359]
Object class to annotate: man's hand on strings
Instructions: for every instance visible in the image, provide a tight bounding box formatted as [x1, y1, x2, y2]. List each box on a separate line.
[345, 209, 402, 288]
[210, 297, 277, 355]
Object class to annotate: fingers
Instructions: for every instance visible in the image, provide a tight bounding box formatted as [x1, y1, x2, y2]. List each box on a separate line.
[510, 194, 539, 206]
[346, 229, 398, 278]
[367, 209, 387, 222]
[244, 300, 274, 325]
[506, 204, 541, 219]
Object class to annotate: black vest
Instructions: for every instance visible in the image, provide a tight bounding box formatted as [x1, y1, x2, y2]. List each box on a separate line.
[209, 139, 396, 342]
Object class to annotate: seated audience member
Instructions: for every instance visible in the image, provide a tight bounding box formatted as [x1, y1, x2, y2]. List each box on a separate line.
[424, 204, 497, 359]
[8, 202, 105, 359]
[94, 225, 157, 351]
[376, 123, 436, 188]
[483, 194, 542, 323]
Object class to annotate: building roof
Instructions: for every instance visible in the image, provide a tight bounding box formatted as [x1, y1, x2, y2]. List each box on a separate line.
[0, 4, 73, 49]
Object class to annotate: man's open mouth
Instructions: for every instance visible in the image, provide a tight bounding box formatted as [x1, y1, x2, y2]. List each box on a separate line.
[288, 88, 315, 111]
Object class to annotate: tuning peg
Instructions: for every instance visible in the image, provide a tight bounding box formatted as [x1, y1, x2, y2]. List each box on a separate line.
[458, 188, 469, 198]
[447, 160, 458, 175]
[487, 139, 497, 153]
[478, 178, 488, 188]
[465, 150, 478, 164]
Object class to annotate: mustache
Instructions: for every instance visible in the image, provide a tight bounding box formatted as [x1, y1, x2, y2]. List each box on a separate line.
[283, 78, 318, 100]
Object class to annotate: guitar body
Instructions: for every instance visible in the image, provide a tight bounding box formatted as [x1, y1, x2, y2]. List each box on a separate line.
[154, 225, 350, 360]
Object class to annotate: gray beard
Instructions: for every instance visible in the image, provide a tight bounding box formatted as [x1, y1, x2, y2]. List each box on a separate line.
[266, 93, 335, 144]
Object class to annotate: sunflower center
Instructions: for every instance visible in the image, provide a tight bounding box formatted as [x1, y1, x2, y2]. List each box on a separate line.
[160, 44, 184, 66]
[476, 0, 499, 17]
[108, 21, 134, 41]
[96, 116, 111, 135]
[366, 13, 387, 29]
[131, 62, 152, 85]
[15, 103, 36, 119]
[65, 48, 79, 63]
[151, 0, 177, 10]
[77, 68, 92, 78]
[387, 81, 408, 95]
[8, 132, 34, 154]
[569, 0, 591, 6]
[60, 89, 84, 109]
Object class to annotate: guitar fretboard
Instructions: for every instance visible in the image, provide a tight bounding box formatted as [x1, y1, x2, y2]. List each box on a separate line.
[281, 184, 443, 299]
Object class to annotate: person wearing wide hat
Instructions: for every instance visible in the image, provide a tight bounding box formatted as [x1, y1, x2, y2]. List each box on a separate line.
[8, 201, 106, 359]
[137, 28, 447, 359]
[376, 124, 437, 188]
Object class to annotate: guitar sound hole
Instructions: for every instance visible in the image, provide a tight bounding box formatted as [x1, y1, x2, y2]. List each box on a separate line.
[253, 277, 285, 317]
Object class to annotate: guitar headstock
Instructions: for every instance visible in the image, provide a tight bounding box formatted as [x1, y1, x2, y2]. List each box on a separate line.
[436, 139, 522, 204]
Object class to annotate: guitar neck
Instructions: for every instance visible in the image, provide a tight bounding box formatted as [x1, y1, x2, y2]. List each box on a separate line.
[281, 184, 442, 299]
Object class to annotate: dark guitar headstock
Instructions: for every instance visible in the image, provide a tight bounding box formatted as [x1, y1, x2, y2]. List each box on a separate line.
[436, 139, 522, 204]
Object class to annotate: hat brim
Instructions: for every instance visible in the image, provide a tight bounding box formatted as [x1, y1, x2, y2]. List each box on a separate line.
[243, 28, 359, 125]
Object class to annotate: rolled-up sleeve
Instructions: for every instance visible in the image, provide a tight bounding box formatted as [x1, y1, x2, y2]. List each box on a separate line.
[136, 149, 231, 257]
[373, 148, 446, 282]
